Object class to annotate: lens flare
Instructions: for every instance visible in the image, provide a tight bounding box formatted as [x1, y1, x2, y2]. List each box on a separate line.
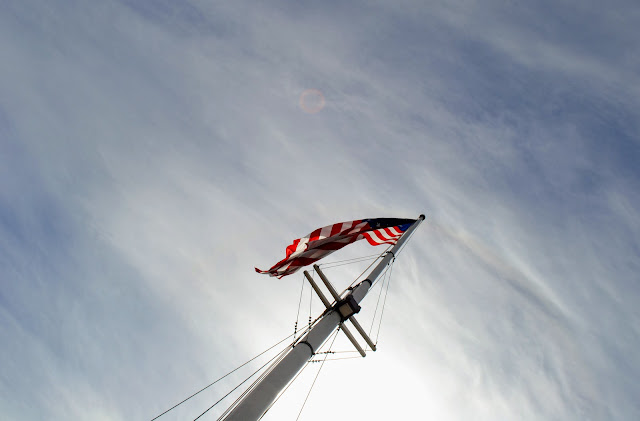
[299, 89, 325, 113]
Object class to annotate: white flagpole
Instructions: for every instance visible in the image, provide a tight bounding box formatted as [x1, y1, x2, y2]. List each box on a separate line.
[220, 215, 425, 421]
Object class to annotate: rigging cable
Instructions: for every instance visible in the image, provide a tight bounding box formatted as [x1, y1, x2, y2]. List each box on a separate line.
[149, 333, 296, 421]
[308, 271, 313, 329]
[367, 265, 388, 342]
[364, 221, 421, 342]
[199, 337, 295, 421]
[317, 253, 380, 269]
[212, 345, 291, 421]
[295, 328, 340, 421]
[370, 217, 420, 344]
[256, 361, 311, 420]
[257, 327, 340, 420]
[352, 219, 419, 291]
[347, 245, 393, 290]
[214, 311, 329, 420]
[313, 355, 363, 362]
[294, 275, 305, 336]
[374, 257, 396, 345]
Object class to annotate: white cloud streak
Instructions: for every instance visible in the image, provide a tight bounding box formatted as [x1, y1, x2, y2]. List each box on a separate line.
[1, 0, 638, 419]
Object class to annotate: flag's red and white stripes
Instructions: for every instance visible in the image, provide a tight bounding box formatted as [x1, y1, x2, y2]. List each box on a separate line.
[362, 225, 406, 246]
[255, 218, 415, 278]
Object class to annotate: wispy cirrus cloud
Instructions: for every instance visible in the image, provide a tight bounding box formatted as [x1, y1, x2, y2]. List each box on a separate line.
[1, 0, 638, 420]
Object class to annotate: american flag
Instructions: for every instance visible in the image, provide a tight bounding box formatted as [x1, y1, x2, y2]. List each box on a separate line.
[255, 218, 416, 278]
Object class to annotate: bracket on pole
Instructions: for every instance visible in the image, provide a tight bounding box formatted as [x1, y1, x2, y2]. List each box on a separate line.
[313, 264, 377, 352]
[303, 264, 378, 357]
[303, 270, 366, 357]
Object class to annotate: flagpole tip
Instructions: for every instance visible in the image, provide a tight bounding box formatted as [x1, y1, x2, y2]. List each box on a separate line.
[419, 214, 425, 220]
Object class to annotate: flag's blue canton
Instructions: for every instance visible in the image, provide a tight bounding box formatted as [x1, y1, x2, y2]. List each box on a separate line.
[398, 223, 412, 231]
[363, 218, 414, 231]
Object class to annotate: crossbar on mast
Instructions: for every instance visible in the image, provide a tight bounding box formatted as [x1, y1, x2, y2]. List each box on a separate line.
[314, 264, 377, 352]
[303, 270, 366, 357]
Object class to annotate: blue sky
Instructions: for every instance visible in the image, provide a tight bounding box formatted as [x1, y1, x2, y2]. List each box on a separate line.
[1, 0, 639, 419]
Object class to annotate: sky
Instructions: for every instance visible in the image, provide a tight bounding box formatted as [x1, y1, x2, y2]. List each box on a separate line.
[1, 0, 639, 420]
